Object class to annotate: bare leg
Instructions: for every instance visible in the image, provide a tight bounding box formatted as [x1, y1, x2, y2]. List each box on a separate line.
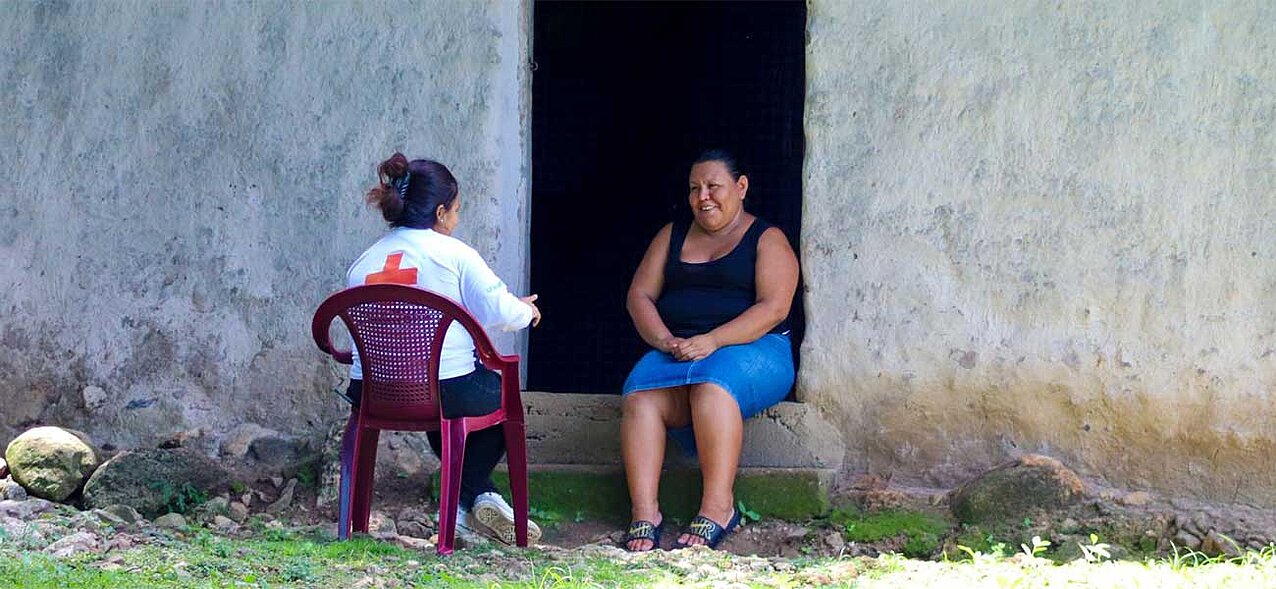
[621, 386, 690, 551]
[678, 382, 742, 546]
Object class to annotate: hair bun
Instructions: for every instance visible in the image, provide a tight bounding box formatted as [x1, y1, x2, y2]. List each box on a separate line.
[378, 152, 410, 181]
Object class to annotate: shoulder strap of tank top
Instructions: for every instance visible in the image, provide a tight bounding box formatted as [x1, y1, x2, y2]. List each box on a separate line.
[742, 216, 772, 254]
[666, 219, 691, 267]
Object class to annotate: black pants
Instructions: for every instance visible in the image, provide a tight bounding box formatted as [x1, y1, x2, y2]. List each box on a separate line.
[346, 365, 505, 510]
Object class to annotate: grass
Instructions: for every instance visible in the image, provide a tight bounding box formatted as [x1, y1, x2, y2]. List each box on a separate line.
[830, 506, 951, 558]
[3, 524, 1273, 588]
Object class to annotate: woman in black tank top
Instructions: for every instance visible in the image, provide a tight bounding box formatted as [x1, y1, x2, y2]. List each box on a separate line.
[618, 150, 800, 551]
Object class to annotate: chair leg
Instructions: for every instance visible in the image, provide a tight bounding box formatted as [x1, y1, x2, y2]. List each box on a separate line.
[351, 427, 381, 534]
[436, 419, 468, 556]
[503, 420, 530, 547]
[336, 412, 359, 540]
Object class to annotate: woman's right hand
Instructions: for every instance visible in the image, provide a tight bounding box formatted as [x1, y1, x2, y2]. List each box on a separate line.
[658, 335, 685, 355]
[520, 294, 542, 327]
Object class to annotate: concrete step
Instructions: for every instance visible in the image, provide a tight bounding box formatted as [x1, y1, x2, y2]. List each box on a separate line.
[490, 463, 835, 523]
[521, 392, 845, 471]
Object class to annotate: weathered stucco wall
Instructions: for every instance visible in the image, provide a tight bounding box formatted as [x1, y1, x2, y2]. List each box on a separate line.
[803, 1, 1276, 505]
[0, 1, 530, 450]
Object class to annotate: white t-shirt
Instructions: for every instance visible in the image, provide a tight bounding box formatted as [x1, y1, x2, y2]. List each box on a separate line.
[345, 227, 532, 380]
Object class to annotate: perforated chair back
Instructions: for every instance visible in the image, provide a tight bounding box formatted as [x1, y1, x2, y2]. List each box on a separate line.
[345, 299, 448, 423]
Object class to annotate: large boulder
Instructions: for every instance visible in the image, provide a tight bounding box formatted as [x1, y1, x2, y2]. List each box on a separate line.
[81, 448, 227, 518]
[4, 427, 99, 502]
[949, 454, 1087, 525]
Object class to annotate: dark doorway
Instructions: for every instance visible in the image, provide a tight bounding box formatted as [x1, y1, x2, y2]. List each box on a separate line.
[529, 0, 806, 393]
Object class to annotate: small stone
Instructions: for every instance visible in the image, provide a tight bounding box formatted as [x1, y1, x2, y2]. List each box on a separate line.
[0, 457, 8, 478]
[266, 479, 296, 514]
[0, 498, 57, 520]
[823, 531, 845, 550]
[1059, 518, 1080, 533]
[1119, 491, 1152, 507]
[397, 506, 430, 524]
[90, 509, 127, 527]
[202, 496, 230, 517]
[398, 520, 431, 539]
[153, 513, 187, 529]
[784, 526, 809, 540]
[368, 511, 398, 540]
[241, 492, 252, 508]
[102, 504, 142, 525]
[0, 477, 29, 501]
[228, 502, 249, 523]
[270, 476, 284, 489]
[1201, 531, 1242, 557]
[397, 536, 433, 551]
[44, 530, 101, 558]
[1173, 530, 1201, 550]
[211, 515, 238, 534]
[1185, 514, 1207, 537]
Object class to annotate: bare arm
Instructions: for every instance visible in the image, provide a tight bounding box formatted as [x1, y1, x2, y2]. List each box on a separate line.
[626, 223, 682, 353]
[673, 227, 799, 361]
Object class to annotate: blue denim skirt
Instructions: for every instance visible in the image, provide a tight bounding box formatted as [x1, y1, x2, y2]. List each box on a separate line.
[622, 333, 795, 455]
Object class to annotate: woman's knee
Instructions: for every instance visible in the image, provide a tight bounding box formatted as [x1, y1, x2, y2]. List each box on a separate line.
[622, 388, 691, 426]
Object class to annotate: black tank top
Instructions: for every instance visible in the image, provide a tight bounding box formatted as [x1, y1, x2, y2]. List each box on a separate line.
[656, 217, 788, 339]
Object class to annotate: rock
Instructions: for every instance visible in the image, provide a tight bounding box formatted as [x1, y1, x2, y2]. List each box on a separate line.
[1, 476, 29, 501]
[266, 479, 296, 514]
[159, 429, 206, 450]
[369, 511, 398, 540]
[89, 509, 127, 528]
[5, 426, 100, 502]
[44, 530, 101, 558]
[0, 498, 58, 520]
[219, 423, 282, 460]
[228, 501, 249, 523]
[82, 386, 109, 412]
[102, 504, 143, 525]
[1119, 491, 1152, 507]
[1173, 530, 1201, 550]
[153, 513, 187, 529]
[81, 448, 227, 518]
[270, 476, 284, 489]
[249, 437, 305, 471]
[1201, 530, 1242, 557]
[949, 454, 1086, 525]
[0, 457, 7, 478]
[398, 520, 431, 539]
[201, 496, 230, 517]
[823, 531, 845, 550]
[210, 515, 238, 534]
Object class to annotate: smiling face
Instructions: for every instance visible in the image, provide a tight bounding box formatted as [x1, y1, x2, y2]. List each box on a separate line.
[688, 160, 748, 233]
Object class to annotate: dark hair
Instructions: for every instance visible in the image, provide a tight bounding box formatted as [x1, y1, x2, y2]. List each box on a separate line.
[365, 152, 459, 229]
[692, 148, 745, 181]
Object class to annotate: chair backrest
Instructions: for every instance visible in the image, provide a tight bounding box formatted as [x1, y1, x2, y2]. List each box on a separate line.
[312, 284, 498, 427]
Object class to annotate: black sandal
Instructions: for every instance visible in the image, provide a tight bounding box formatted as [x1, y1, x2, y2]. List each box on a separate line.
[621, 519, 664, 552]
[672, 510, 741, 549]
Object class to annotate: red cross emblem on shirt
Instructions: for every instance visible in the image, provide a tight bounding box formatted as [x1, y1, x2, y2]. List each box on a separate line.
[365, 252, 418, 285]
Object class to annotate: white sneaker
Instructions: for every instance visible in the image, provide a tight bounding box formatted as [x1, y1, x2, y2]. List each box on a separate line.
[452, 507, 490, 546]
[471, 492, 542, 545]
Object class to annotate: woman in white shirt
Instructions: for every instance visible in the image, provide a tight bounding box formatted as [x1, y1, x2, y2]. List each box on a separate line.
[344, 152, 542, 544]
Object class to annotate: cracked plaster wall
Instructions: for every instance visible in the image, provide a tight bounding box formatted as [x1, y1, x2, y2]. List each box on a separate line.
[0, 1, 530, 451]
[802, 0, 1276, 506]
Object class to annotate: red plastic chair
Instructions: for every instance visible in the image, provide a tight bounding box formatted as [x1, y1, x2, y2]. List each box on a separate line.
[311, 284, 531, 555]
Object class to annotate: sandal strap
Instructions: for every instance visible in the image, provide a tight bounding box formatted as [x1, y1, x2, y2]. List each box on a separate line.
[625, 519, 661, 541]
[684, 515, 723, 543]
